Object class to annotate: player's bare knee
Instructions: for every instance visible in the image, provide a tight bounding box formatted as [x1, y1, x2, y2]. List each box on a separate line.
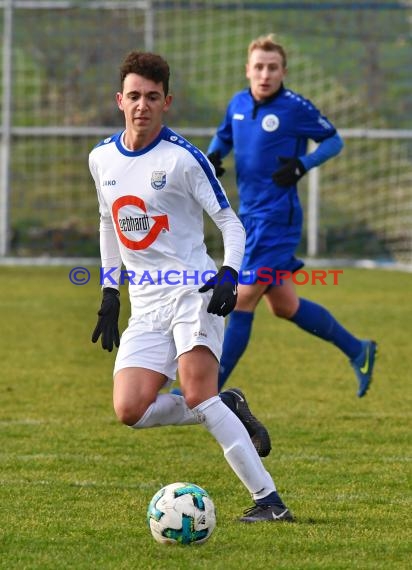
[184, 392, 204, 409]
[114, 400, 146, 426]
[274, 306, 294, 319]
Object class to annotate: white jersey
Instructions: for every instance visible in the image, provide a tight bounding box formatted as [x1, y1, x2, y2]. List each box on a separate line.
[89, 126, 242, 315]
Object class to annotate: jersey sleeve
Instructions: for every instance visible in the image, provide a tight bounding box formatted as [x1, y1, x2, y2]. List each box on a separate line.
[207, 99, 235, 158]
[210, 208, 245, 272]
[89, 151, 122, 289]
[89, 152, 111, 218]
[299, 131, 344, 171]
[187, 150, 232, 217]
[293, 96, 337, 143]
[99, 216, 122, 290]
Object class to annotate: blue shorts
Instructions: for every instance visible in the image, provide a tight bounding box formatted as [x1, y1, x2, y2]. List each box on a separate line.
[239, 214, 304, 286]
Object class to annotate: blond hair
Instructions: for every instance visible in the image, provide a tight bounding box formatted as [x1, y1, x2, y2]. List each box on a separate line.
[247, 34, 287, 68]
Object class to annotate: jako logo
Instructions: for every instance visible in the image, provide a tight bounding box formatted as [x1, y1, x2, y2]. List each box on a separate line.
[103, 179, 116, 186]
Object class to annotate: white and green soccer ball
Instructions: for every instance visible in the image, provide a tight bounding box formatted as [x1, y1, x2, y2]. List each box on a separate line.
[147, 482, 216, 545]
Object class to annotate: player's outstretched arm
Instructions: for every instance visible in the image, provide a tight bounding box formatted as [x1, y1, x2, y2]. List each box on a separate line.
[272, 132, 344, 187]
[199, 207, 245, 317]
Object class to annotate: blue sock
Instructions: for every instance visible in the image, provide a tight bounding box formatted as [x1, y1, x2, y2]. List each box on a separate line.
[218, 310, 254, 391]
[291, 298, 362, 359]
[256, 491, 286, 508]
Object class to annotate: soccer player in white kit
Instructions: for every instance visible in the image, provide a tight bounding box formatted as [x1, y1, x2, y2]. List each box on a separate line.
[89, 51, 293, 522]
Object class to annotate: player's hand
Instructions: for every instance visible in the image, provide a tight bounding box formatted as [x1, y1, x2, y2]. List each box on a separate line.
[199, 266, 238, 317]
[207, 151, 226, 178]
[91, 287, 120, 352]
[272, 157, 306, 187]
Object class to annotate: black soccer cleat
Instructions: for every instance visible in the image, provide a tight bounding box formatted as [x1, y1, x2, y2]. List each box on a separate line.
[239, 503, 294, 523]
[220, 388, 272, 457]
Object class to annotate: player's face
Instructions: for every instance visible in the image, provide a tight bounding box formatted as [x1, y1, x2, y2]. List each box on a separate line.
[116, 73, 172, 149]
[246, 49, 286, 101]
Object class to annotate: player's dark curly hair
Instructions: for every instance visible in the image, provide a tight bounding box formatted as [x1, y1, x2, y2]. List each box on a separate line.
[120, 51, 170, 96]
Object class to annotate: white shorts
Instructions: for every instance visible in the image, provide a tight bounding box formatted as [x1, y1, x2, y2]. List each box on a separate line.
[113, 289, 224, 384]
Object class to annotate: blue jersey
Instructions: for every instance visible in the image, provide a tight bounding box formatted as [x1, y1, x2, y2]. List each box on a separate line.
[209, 86, 337, 225]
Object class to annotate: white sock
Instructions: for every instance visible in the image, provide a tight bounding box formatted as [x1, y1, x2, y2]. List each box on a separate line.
[195, 396, 276, 501]
[132, 394, 200, 428]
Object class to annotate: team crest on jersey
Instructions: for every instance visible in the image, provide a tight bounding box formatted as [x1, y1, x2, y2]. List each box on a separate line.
[151, 171, 166, 190]
[261, 114, 279, 132]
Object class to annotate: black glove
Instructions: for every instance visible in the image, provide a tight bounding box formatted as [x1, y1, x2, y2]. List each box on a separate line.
[199, 266, 238, 317]
[272, 157, 306, 187]
[207, 151, 225, 178]
[91, 287, 120, 352]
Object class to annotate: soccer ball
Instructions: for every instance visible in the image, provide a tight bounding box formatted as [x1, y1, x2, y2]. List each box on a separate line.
[147, 482, 216, 545]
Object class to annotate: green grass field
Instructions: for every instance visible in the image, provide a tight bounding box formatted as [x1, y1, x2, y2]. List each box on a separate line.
[1, 266, 411, 569]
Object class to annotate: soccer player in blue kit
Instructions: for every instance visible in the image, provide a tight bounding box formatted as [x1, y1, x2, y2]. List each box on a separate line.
[207, 34, 377, 398]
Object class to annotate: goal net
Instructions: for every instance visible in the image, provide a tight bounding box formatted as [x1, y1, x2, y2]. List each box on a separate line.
[2, 1, 411, 264]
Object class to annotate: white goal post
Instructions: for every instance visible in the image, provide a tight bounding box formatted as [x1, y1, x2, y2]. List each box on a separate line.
[306, 130, 412, 260]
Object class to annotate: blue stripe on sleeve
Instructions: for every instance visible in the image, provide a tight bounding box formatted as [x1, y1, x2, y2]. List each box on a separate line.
[164, 127, 230, 209]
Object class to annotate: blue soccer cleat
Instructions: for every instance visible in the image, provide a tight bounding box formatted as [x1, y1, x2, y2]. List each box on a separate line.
[350, 340, 377, 397]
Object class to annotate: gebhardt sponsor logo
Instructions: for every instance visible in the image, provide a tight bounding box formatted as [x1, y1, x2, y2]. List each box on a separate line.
[118, 215, 150, 232]
[112, 195, 169, 250]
